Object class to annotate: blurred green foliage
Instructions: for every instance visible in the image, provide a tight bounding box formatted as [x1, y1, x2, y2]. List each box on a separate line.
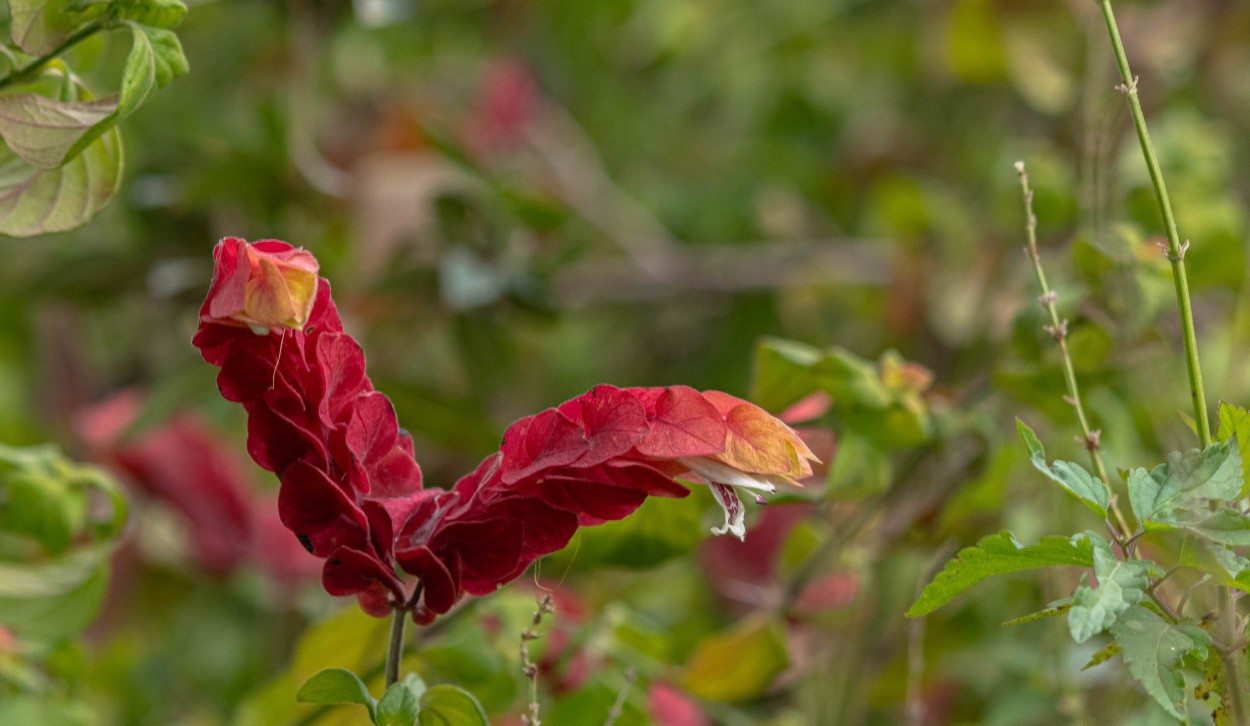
[4, 0, 1250, 722]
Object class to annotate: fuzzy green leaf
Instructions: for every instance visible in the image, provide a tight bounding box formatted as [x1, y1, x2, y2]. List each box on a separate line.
[907, 530, 1093, 617]
[1191, 508, 1250, 546]
[296, 668, 376, 720]
[1128, 440, 1243, 529]
[1178, 537, 1250, 594]
[1017, 418, 1109, 518]
[1217, 402, 1250, 497]
[418, 685, 489, 726]
[1068, 536, 1150, 643]
[1109, 606, 1211, 719]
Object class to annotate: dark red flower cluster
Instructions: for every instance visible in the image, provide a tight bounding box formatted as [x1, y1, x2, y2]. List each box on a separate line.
[194, 238, 816, 623]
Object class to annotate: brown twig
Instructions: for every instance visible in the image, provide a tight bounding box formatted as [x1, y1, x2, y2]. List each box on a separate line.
[520, 594, 555, 726]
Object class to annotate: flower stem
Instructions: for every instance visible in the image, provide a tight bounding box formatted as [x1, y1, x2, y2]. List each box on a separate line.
[1014, 161, 1131, 539]
[1097, 0, 1210, 448]
[0, 21, 107, 93]
[1098, 1, 1244, 719]
[385, 606, 407, 688]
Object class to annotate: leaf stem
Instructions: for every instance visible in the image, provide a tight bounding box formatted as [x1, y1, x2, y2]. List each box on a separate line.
[1097, 0, 1210, 447]
[385, 606, 407, 688]
[1218, 590, 1250, 724]
[0, 21, 108, 93]
[1015, 161, 1131, 539]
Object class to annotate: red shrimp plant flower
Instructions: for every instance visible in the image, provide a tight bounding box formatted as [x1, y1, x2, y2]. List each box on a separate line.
[193, 237, 817, 624]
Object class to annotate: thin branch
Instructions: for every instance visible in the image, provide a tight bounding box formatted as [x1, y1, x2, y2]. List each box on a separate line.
[385, 607, 407, 688]
[0, 20, 108, 93]
[520, 594, 555, 726]
[602, 667, 636, 726]
[1014, 161, 1131, 539]
[1097, 0, 1209, 447]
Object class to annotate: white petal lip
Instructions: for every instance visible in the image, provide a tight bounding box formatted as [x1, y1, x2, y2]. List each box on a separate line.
[708, 482, 746, 540]
[677, 456, 780, 494]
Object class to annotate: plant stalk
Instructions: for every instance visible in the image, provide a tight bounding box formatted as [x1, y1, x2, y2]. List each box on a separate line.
[385, 606, 407, 688]
[1015, 161, 1131, 539]
[0, 21, 107, 93]
[1097, 0, 1210, 447]
[1098, 1, 1244, 718]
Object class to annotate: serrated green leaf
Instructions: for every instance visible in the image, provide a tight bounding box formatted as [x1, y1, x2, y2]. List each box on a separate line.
[418, 685, 489, 726]
[1178, 537, 1250, 594]
[1128, 440, 1243, 529]
[116, 0, 187, 28]
[377, 680, 421, 726]
[0, 127, 121, 236]
[296, 668, 376, 720]
[1109, 606, 1211, 719]
[1017, 418, 1109, 518]
[1001, 600, 1071, 627]
[1068, 536, 1150, 643]
[681, 615, 789, 702]
[8, 0, 107, 55]
[907, 530, 1094, 617]
[1217, 402, 1250, 497]
[1082, 641, 1121, 670]
[1191, 508, 1250, 546]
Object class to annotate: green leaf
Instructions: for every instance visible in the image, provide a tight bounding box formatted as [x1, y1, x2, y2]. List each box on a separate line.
[417, 685, 489, 726]
[377, 680, 421, 726]
[1017, 418, 1109, 518]
[0, 127, 121, 236]
[1217, 401, 1250, 496]
[681, 615, 789, 702]
[1068, 536, 1150, 643]
[1001, 600, 1071, 627]
[0, 545, 112, 641]
[1109, 606, 1211, 719]
[8, 0, 108, 55]
[116, 0, 187, 28]
[1178, 537, 1250, 594]
[751, 337, 822, 413]
[1081, 641, 1122, 671]
[296, 668, 376, 720]
[62, 23, 189, 163]
[1191, 508, 1250, 546]
[0, 93, 115, 168]
[0, 469, 83, 554]
[1128, 440, 1243, 529]
[907, 530, 1094, 617]
[547, 492, 705, 570]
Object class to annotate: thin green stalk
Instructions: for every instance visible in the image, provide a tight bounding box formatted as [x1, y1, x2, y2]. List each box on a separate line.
[1097, 0, 1210, 447]
[1097, 2, 1244, 719]
[0, 21, 107, 93]
[1015, 161, 1131, 540]
[385, 606, 407, 688]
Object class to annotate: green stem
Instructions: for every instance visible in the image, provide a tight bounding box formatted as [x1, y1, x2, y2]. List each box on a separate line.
[385, 607, 407, 688]
[1219, 590, 1250, 725]
[1015, 161, 1131, 540]
[1098, 0, 1210, 447]
[0, 21, 108, 93]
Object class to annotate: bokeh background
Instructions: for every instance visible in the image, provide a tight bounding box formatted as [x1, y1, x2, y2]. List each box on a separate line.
[5, 0, 1250, 723]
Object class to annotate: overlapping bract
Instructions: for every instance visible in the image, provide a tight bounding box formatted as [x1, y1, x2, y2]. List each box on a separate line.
[194, 238, 817, 623]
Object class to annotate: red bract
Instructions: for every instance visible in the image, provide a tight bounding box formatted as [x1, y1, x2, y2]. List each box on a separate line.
[194, 238, 817, 623]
